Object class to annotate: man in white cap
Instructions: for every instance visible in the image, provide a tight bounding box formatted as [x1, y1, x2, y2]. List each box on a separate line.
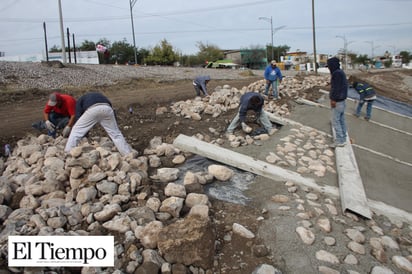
[264, 60, 283, 100]
[32, 92, 76, 138]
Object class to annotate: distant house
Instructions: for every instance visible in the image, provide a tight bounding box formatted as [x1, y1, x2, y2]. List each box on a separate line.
[206, 49, 266, 69]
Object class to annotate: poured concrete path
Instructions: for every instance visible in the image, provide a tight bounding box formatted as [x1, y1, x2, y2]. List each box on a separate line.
[288, 98, 412, 214]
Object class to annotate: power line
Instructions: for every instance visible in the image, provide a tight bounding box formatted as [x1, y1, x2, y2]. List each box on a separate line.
[2, 21, 412, 45]
[0, 0, 276, 24]
[0, 0, 22, 13]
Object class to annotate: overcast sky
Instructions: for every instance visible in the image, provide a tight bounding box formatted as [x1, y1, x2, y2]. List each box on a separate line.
[1, 0, 411, 58]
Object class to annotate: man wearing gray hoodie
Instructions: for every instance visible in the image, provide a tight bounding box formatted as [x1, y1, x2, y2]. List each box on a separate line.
[193, 75, 211, 96]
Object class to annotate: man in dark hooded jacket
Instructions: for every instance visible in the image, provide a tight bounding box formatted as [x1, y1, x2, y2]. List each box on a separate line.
[226, 92, 275, 135]
[327, 57, 348, 148]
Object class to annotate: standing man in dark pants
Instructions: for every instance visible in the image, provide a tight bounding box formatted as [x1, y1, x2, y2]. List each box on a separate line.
[352, 81, 377, 121]
[327, 57, 348, 148]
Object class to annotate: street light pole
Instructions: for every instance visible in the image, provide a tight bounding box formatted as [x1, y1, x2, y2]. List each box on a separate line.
[312, 0, 317, 74]
[274, 25, 286, 61]
[365, 40, 379, 60]
[336, 35, 353, 70]
[259, 16, 274, 61]
[129, 0, 138, 64]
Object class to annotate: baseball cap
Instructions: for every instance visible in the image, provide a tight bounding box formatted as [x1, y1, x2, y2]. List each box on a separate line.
[48, 93, 58, 106]
[271, 60, 277, 65]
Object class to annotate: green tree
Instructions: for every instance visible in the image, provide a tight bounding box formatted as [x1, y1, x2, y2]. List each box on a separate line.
[145, 39, 178, 65]
[241, 45, 266, 69]
[49, 45, 61, 53]
[196, 42, 224, 65]
[399, 51, 411, 64]
[79, 40, 96, 51]
[180, 54, 201, 67]
[137, 48, 150, 64]
[110, 39, 135, 64]
[96, 38, 111, 48]
[353, 54, 370, 65]
[266, 45, 290, 62]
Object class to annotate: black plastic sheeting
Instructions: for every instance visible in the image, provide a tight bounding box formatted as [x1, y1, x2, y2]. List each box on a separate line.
[174, 155, 255, 205]
[348, 88, 412, 117]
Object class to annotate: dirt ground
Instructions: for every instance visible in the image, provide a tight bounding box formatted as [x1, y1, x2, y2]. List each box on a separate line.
[1, 68, 411, 154]
[0, 66, 411, 273]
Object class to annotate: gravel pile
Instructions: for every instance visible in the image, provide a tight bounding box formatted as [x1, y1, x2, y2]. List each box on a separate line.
[0, 61, 262, 91]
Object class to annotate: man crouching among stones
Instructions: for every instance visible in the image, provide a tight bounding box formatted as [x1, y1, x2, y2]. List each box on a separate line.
[64, 91, 133, 156]
[32, 92, 76, 138]
[226, 91, 276, 136]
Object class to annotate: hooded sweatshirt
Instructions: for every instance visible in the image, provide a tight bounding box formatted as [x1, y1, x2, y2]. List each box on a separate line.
[327, 57, 348, 102]
[238, 92, 264, 122]
[193, 75, 211, 95]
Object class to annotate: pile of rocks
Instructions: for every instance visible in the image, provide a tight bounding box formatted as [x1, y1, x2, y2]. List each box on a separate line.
[0, 132, 264, 273]
[169, 76, 329, 148]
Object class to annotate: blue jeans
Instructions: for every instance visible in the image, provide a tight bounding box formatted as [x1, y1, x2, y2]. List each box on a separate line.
[48, 112, 69, 137]
[264, 80, 278, 98]
[356, 100, 374, 119]
[332, 101, 347, 144]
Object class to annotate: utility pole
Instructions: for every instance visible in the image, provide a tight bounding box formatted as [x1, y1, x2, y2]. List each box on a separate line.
[66, 27, 71, 63]
[336, 35, 354, 70]
[259, 16, 274, 61]
[43, 22, 49, 62]
[129, 0, 138, 64]
[312, 0, 317, 74]
[72, 33, 77, 64]
[274, 25, 286, 61]
[58, 0, 66, 63]
[365, 40, 379, 60]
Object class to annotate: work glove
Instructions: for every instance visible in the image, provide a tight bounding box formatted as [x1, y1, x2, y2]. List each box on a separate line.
[241, 122, 252, 133]
[45, 120, 55, 132]
[62, 126, 71, 138]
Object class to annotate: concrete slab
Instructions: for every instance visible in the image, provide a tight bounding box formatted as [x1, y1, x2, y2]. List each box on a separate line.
[287, 102, 412, 213]
[332, 128, 371, 219]
[173, 134, 328, 191]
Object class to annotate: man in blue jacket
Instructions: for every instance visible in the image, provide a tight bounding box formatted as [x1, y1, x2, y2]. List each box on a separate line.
[352, 81, 377, 121]
[264, 60, 283, 100]
[193, 75, 211, 97]
[327, 57, 348, 148]
[226, 92, 275, 135]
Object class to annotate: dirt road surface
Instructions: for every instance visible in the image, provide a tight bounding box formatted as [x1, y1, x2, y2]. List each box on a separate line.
[1, 62, 411, 273]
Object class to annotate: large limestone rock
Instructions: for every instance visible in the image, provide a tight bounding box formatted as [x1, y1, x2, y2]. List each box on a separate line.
[157, 215, 215, 269]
